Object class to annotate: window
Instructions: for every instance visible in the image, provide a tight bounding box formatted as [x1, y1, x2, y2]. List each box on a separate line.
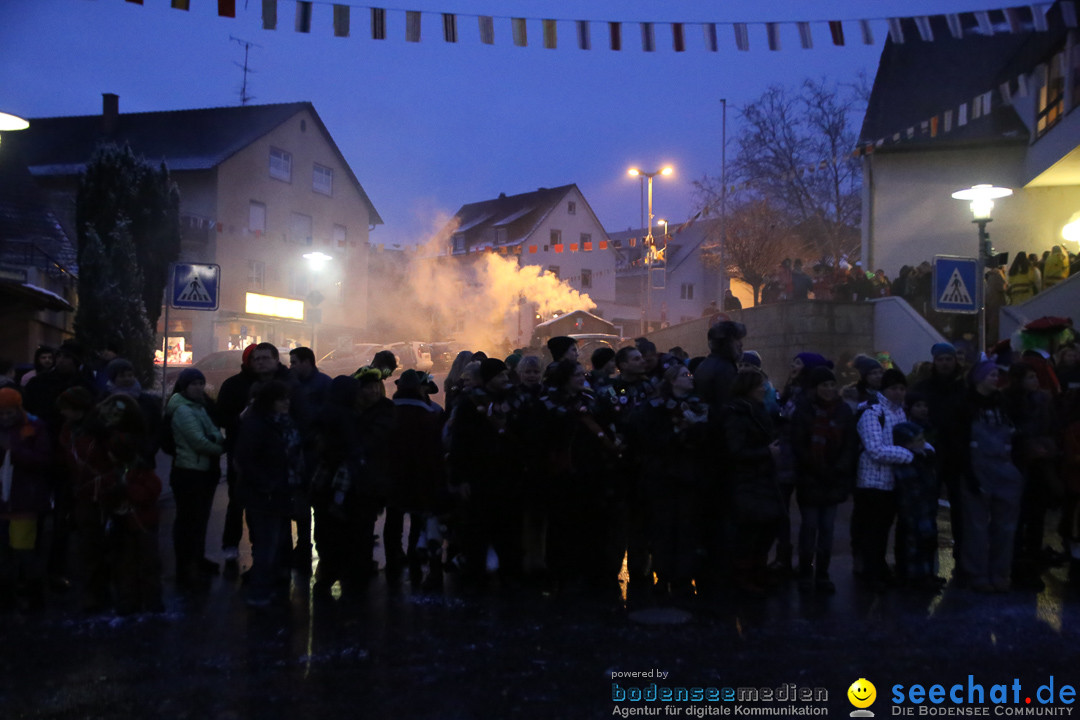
[269, 147, 292, 182]
[313, 164, 333, 195]
[580, 233, 592, 250]
[495, 228, 508, 245]
[548, 266, 560, 279]
[581, 268, 592, 289]
[248, 201, 266, 234]
[333, 224, 347, 249]
[1037, 52, 1066, 137]
[289, 212, 313, 245]
[568, 201, 577, 215]
[680, 283, 695, 300]
[247, 260, 265, 290]
[452, 234, 466, 254]
[289, 266, 311, 297]
[550, 229, 561, 244]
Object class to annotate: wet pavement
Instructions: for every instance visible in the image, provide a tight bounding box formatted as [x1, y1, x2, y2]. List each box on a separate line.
[4, 456, 1080, 719]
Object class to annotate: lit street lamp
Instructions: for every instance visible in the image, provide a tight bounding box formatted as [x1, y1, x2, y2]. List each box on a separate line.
[628, 166, 673, 332]
[951, 184, 1012, 355]
[0, 111, 29, 147]
[303, 251, 333, 354]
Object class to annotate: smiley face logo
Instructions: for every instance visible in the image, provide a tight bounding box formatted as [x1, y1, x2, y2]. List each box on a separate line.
[848, 678, 877, 709]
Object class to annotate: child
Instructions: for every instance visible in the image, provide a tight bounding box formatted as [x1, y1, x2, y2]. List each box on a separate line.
[892, 421, 942, 592]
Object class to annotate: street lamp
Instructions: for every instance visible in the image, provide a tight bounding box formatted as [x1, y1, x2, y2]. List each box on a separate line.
[303, 251, 333, 353]
[628, 166, 673, 332]
[0, 110, 29, 147]
[951, 184, 1012, 354]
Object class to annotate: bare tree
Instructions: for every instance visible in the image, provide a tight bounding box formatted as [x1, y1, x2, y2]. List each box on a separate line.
[695, 77, 865, 271]
[701, 196, 809, 305]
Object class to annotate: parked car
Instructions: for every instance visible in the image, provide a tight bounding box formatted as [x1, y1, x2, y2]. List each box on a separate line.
[389, 341, 433, 373]
[318, 343, 382, 377]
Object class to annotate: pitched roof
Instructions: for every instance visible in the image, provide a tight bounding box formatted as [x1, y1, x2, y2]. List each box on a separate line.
[859, 14, 1046, 150]
[0, 150, 78, 277]
[448, 184, 585, 251]
[4, 101, 382, 224]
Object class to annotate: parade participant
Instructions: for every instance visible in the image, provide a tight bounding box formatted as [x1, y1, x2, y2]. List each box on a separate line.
[235, 380, 304, 608]
[0, 388, 51, 612]
[165, 368, 224, 591]
[791, 367, 856, 594]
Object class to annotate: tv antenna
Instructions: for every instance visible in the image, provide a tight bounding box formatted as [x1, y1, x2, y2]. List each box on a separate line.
[230, 35, 261, 105]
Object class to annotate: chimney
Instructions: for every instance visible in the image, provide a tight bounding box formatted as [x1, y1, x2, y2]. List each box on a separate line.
[102, 93, 119, 134]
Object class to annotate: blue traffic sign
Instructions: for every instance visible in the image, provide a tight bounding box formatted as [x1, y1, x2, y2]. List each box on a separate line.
[933, 256, 979, 314]
[171, 263, 220, 310]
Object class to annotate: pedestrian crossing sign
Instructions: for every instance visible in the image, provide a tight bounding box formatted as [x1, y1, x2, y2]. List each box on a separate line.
[932, 256, 979, 314]
[171, 263, 220, 310]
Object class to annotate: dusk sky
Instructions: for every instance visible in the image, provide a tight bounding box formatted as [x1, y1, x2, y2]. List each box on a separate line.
[2, 0, 1010, 247]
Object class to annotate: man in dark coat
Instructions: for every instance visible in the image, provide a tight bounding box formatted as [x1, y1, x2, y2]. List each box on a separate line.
[693, 320, 745, 413]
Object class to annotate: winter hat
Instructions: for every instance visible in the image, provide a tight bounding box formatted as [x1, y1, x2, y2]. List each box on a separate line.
[480, 358, 508, 384]
[795, 352, 833, 370]
[852, 354, 883, 378]
[880, 368, 907, 389]
[546, 336, 577, 362]
[892, 421, 924, 446]
[0, 387, 23, 409]
[174, 368, 206, 394]
[808, 367, 836, 387]
[397, 369, 437, 394]
[590, 347, 615, 370]
[971, 361, 998, 385]
[740, 351, 763, 368]
[504, 352, 523, 370]
[354, 367, 384, 386]
[241, 344, 256, 368]
[105, 357, 134, 382]
[930, 342, 957, 358]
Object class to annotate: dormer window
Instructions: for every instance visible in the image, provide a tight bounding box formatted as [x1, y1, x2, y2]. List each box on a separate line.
[452, 233, 466, 254]
[568, 201, 577, 215]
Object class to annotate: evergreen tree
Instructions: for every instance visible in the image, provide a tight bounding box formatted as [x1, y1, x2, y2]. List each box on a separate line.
[75, 143, 181, 385]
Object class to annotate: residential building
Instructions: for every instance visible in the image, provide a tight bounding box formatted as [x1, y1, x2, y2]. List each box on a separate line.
[859, 6, 1080, 279]
[4, 96, 381, 364]
[440, 184, 618, 345]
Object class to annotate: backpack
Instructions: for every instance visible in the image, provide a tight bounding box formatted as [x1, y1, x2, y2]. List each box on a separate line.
[160, 413, 177, 456]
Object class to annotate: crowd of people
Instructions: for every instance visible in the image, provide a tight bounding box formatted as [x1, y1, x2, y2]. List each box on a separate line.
[1, 323, 1079, 615]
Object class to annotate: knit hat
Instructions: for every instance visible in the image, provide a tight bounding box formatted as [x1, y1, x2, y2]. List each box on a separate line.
[105, 357, 134, 382]
[971, 361, 998, 385]
[353, 366, 384, 386]
[852, 354, 883, 378]
[808, 367, 836, 387]
[546, 336, 577, 362]
[504, 352, 523, 370]
[174, 368, 206, 394]
[795, 352, 833, 370]
[892, 421, 924, 446]
[480, 358, 508, 384]
[0, 387, 23, 409]
[590, 347, 615, 370]
[880, 368, 907, 389]
[930, 342, 957, 358]
[241, 344, 256, 368]
[740, 351, 763, 368]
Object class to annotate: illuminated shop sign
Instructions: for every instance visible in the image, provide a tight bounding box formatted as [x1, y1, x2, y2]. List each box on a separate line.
[245, 292, 305, 320]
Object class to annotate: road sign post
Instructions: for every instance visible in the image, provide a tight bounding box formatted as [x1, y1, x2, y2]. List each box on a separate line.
[171, 263, 221, 311]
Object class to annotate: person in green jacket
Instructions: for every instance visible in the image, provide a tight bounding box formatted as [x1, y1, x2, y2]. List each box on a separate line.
[165, 368, 224, 590]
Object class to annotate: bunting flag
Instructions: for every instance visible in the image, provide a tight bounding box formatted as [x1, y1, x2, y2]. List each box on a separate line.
[766, 22, 780, 51]
[944, 109, 953, 132]
[734, 23, 749, 51]
[958, 102, 969, 126]
[946, 14, 964, 38]
[333, 5, 350, 37]
[479, 15, 494, 44]
[859, 20, 874, 44]
[127, 2, 1077, 55]
[295, 1, 311, 33]
[406, 10, 421, 42]
[704, 23, 718, 51]
[262, 0, 276, 29]
[930, 116, 939, 137]
[544, 19, 557, 49]
[828, 21, 843, 46]
[641, 22, 655, 52]
[672, 22, 685, 52]
[577, 20, 590, 50]
[371, 7, 385, 39]
[914, 16, 933, 42]
[609, 22, 621, 50]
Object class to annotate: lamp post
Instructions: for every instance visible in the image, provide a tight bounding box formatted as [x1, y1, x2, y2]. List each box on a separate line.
[302, 251, 333, 355]
[628, 166, 673, 332]
[0, 111, 29, 147]
[950, 184, 1012, 355]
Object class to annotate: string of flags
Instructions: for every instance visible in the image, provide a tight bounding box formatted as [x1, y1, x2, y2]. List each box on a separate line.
[124, 0, 1073, 54]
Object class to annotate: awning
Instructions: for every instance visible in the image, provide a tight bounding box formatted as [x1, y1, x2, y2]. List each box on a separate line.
[0, 279, 74, 311]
